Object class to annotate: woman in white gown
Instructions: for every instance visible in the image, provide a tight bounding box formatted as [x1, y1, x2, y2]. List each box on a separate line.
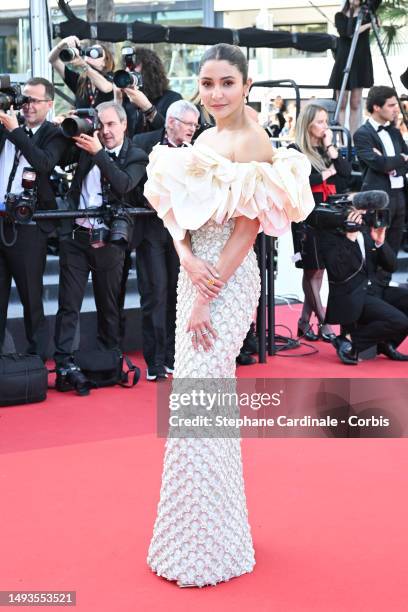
[144, 43, 315, 587]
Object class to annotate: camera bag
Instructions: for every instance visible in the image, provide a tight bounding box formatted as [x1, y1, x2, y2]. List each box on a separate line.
[0, 353, 48, 407]
[73, 348, 140, 388]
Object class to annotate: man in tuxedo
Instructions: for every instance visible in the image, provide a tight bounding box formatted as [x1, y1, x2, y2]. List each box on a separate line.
[320, 210, 408, 365]
[54, 101, 148, 389]
[354, 86, 408, 264]
[0, 77, 68, 360]
[129, 100, 200, 380]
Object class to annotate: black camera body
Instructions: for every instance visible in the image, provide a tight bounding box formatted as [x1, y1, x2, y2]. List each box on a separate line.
[59, 45, 103, 63]
[61, 108, 100, 138]
[308, 191, 390, 233]
[0, 75, 28, 112]
[0, 167, 37, 223]
[100, 179, 132, 246]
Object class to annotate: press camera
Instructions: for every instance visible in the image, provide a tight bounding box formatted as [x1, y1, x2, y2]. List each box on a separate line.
[0, 76, 28, 112]
[308, 190, 390, 233]
[0, 167, 37, 223]
[59, 45, 104, 63]
[61, 108, 100, 138]
[112, 47, 143, 89]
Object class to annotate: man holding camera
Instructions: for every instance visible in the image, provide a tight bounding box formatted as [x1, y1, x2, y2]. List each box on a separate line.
[0, 77, 68, 360]
[354, 86, 408, 269]
[320, 209, 408, 365]
[54, 101, 148, 391]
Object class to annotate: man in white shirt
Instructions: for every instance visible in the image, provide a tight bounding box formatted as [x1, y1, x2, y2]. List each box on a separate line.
[54, 101, 147, 392]
[0, 77, 68, 360]
[354, 86, 408, 273]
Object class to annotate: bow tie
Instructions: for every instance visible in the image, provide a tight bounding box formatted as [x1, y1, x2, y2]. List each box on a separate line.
[377, 125, 392, 133]
[24, 127, 34, 138]
[107, 151, 117, 160]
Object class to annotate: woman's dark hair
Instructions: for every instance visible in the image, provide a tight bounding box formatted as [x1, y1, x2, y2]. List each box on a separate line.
[198, 43, 248, 83]
[341, 1, 351, 14]
[366, 85, 397, 113]
[133, 48, 169, 101]
[76, 41, 115, 99]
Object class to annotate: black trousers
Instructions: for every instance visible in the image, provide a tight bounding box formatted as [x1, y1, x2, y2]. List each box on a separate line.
[346, 286, 408, 351]
[54, 236, 125, 364]
[135, 217, 179, 369]
[386, 189, 406, 255]
[0, 223, 49, 360]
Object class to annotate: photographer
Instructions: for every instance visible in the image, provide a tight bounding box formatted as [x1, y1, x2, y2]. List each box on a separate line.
[0, 77, 69, 360]
[320, 209, 408, 364]
[53, 102, 148, 392]
[354, 86, 408, 269]
[328, 0, 379, 134]
[48, 36, 114, 109]
[117, 47, 182, 138]
[129, 100, 199, 381]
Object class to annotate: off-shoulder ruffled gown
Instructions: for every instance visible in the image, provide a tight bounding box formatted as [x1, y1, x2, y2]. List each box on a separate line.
[144, 144, 314, 587]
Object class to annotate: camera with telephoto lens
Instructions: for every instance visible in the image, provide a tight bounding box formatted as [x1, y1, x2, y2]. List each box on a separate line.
[55, 358, 93, 396]
[307, 190, 390, 233]
[61, 108, 100, 138]
[59, 45, 104, 63]
[0, 167, 37, 223]
[112, 47, 143, 89]
[0, 75, 29, 112]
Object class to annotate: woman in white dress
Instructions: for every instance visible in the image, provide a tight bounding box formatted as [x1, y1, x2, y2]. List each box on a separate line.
[144, 43, 315, 587]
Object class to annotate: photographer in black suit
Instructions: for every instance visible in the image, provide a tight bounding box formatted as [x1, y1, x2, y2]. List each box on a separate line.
[54, 101, 148, 391]
[321, 209, 408, 365]
[354, 86, 408, 264]
[0, 77, 68, 360]
[129, 100, 200, 381]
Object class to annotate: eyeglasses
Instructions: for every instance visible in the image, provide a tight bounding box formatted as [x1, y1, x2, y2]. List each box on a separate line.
[173, 117, 199, 131]
[23, 97, 52, 107]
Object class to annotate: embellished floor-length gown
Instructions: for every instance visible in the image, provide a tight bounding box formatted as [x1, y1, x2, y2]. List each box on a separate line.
[144, 143, 315, 587]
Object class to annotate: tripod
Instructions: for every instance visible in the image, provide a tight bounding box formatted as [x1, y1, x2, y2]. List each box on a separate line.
[333, 2, 408, 126]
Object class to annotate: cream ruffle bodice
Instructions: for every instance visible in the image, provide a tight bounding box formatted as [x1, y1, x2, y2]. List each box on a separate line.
[144, 142, 315, 240]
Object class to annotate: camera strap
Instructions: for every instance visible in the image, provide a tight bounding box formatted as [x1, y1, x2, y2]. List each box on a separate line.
[6, 128, 33, 194]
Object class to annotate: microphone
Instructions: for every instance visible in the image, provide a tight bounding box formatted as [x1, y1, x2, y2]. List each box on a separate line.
[352, 190, 389, 211]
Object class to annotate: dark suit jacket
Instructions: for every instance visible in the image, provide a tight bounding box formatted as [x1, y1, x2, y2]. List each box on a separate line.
[320, 229, 397, 325]
[353, 121, 408, 195]
[67, 137, 148, 210]
[0, 121, 69, 231]
[133, 128, 163, 156]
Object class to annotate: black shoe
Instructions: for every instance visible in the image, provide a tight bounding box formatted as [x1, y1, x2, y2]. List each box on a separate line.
[236, 351, 256, 366]
[333, 336, 358, 365]
[378, 342, 408, 361]
[318, 324, 336, 343]
[146, 365, 168, 381]
[242, 323, 258, 354]
[297, 320, 319, 341]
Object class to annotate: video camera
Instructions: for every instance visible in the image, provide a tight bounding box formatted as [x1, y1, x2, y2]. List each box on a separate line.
[59, 45, 104, 63]
[0, 167, 37, 223]
[0, 75, 28, 112]
[61, 108, 99, 138]
[112, 47, 143, 89]
[308, 190, 390, 233]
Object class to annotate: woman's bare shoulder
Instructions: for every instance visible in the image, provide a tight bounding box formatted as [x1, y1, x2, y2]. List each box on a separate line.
[234, 125, 274, 163]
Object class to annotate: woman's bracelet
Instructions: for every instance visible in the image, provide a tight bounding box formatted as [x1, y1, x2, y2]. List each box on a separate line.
[143, 105, 156, 116]
[326, 144, 336, 152]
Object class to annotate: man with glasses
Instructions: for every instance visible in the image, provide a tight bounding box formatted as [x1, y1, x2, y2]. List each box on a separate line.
[0, 77, 68, 360]
[129, 100, 200, 380]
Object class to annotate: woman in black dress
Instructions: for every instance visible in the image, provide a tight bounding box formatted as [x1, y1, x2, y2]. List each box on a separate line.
[48, 36, 115, 109]
[291, 103, 352, 341]
[328, 0, 378, 135]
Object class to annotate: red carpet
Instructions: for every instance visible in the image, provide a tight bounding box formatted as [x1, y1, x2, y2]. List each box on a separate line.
[0, 305, 407, 611]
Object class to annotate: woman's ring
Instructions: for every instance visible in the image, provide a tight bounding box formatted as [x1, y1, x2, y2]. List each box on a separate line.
[207, 278, 215, 286]
[202, 329, 209, 336]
